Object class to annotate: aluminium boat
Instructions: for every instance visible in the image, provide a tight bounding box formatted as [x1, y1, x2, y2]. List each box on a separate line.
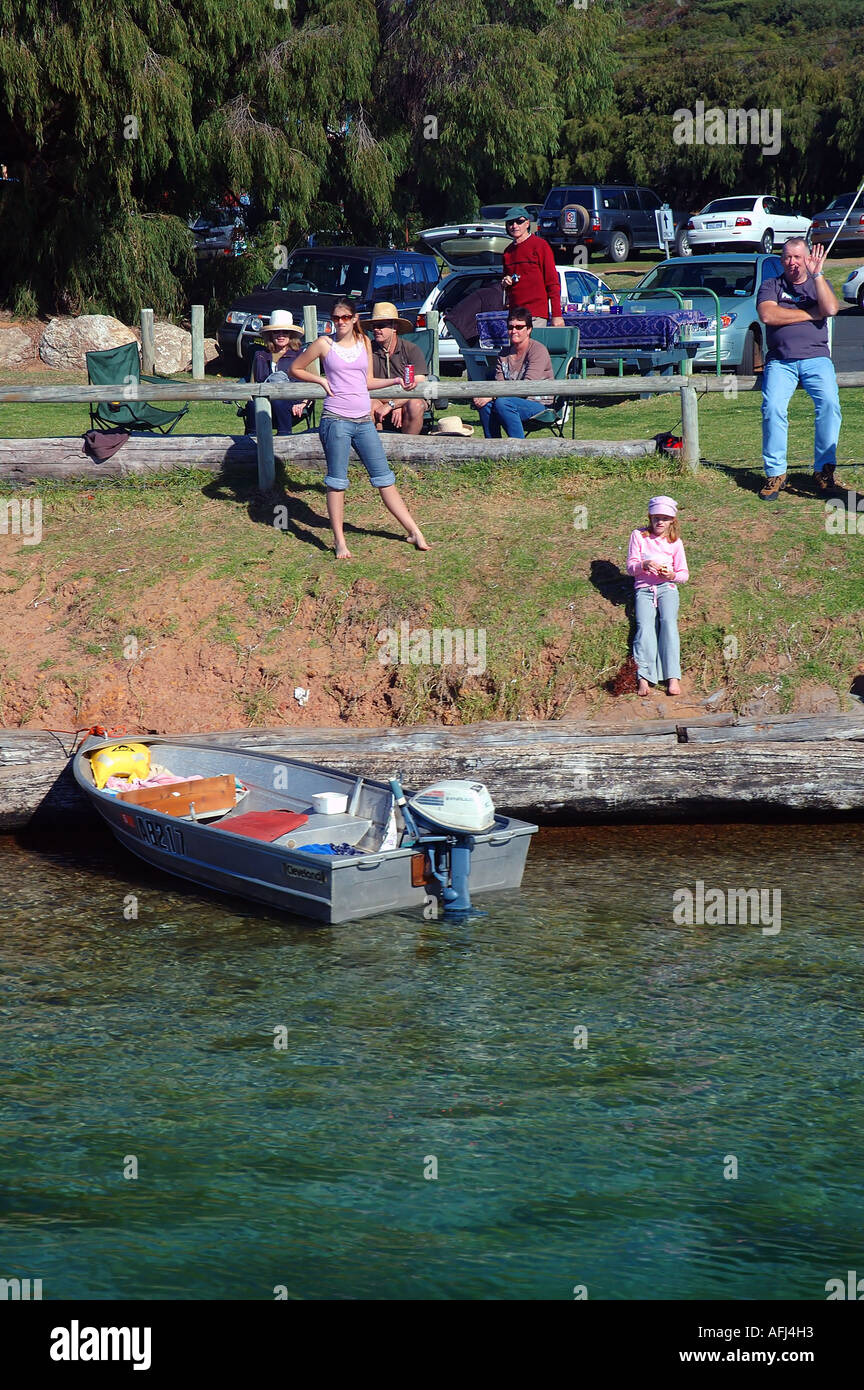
[73, 734, 537, 924]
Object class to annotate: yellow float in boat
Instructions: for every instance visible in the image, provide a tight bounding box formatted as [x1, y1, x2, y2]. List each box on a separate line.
[89, 742, 151, 790]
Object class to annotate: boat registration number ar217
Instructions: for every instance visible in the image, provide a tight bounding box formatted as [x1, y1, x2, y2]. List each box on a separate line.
[137, 816, 186, 855]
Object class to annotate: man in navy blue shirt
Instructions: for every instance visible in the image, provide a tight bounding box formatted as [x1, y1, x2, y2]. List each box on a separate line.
[756, 239, 841, 501]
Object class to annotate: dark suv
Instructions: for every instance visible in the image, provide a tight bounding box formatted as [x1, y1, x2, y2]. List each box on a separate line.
[538, 185, 691, 262]
[217, 246, 440, 366]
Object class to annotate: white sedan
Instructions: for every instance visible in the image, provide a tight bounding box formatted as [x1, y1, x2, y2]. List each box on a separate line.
[841, 265, 864, 310]
[686, 195, 811, 255]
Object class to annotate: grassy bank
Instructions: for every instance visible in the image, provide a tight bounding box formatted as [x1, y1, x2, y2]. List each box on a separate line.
[2, 444, 863, 732]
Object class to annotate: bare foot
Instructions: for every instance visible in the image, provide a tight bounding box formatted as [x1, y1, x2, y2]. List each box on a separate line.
[667, 679, 681, 696]
[406, 531, 431, 551]
[637, 678, 650, 697]
[335, 544, 353, 560]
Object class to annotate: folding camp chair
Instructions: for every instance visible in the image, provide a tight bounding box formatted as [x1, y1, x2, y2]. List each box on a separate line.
[86, 341, 188, 434]
[523, 326, 582, 439]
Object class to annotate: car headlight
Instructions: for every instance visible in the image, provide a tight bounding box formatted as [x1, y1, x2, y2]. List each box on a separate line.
[249, 316, 263, 332]
[225, 311, 250, 326]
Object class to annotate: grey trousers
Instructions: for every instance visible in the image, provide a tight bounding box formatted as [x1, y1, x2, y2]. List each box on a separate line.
[634, 583, 681, 682]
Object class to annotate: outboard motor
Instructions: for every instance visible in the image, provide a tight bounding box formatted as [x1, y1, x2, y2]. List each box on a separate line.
[390, 777, 496, 918]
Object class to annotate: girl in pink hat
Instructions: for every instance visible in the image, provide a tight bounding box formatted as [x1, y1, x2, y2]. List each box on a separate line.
[626, 497, 689, 697]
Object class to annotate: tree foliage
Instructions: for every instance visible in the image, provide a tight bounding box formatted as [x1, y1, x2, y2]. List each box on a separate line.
[0, 0, 859, 321]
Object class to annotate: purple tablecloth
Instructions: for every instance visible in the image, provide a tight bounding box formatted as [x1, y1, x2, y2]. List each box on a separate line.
[477, 308, 709, 352]
[561, 310, 710, 351]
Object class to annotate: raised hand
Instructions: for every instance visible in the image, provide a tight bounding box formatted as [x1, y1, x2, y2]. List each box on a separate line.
[805, 242, 827, 278]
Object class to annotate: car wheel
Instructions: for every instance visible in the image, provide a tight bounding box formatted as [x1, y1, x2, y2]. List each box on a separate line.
[857, 284, 864, 311]
[736, 329, 762, 376]
[760, 230, 774, 254]
[674, 229, 692, 257]
[609, 231, 631, 263]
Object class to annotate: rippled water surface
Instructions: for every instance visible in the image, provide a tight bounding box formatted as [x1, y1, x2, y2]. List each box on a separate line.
[1, 821, 862, 1300]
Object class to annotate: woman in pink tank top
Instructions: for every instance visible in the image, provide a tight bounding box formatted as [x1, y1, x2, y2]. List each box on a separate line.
[291, 299, 430, 559]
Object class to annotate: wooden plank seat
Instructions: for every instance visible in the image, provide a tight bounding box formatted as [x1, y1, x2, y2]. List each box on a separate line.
[115, 773, 236, 819]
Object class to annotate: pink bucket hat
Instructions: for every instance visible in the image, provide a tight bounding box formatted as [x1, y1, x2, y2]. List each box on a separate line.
[648, 495, 678, 516]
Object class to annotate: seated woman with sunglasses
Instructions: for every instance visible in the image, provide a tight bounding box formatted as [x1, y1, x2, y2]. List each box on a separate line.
[472, 307, 555, 438]
[290, 299, 430, 559]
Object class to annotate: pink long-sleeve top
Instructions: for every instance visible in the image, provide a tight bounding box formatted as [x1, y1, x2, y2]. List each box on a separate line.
[626, 528, 689, 589]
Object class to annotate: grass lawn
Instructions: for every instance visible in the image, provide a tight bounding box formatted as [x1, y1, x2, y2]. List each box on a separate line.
[2, 446, 863, 729]
[2, 255, 863, 730]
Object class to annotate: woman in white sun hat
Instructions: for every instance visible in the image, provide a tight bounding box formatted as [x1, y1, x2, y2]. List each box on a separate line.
[244, 310, 310, 435]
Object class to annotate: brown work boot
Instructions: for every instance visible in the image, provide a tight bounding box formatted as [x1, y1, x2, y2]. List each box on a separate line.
[815, 464, 840, 494]
[759, 473, 787, 502]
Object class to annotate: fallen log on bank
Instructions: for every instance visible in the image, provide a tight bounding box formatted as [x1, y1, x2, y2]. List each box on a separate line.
[3, 713, 864, 832]
[0, 432, 657, 483]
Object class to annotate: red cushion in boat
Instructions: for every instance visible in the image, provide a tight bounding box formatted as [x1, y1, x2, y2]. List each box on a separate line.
[214, 810, 309, 842]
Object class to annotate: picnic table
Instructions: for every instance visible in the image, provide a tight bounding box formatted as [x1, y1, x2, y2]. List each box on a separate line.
[471, 307, 711, 379]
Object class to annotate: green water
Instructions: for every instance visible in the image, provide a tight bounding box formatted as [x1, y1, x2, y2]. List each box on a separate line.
[1, 821, 862, 1300]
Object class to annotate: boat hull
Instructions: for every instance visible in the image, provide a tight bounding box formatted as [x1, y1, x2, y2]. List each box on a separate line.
[72, 737, 536, 924]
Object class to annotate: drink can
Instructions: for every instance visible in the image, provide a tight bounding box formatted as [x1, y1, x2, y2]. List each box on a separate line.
[403, 363, 415, 388]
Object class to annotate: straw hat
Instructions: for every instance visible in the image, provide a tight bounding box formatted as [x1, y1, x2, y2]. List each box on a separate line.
[261, 310, 303, 337]
[431, 416, 474, 436]
[360, 301, 413, 334]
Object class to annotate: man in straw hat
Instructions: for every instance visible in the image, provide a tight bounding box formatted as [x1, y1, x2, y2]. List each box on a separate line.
[245, 310, 309, 435]
[362, 302, 428, 434]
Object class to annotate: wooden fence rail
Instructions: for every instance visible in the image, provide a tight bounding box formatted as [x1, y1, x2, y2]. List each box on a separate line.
[3, 373, 863, 491]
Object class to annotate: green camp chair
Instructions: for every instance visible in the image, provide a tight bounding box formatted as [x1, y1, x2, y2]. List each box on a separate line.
[86, 341, 189, 434]
[523, 326, 581, 439]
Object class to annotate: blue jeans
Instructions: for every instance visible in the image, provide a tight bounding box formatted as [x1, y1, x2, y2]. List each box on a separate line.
[478, 397, 546, 439]
[634, 584, 680, 683]
[761, 356, 841, 477]
[318, 413, 396, 490]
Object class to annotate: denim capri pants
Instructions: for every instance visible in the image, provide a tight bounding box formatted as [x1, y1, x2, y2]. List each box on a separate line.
[318, 413, 396, 491]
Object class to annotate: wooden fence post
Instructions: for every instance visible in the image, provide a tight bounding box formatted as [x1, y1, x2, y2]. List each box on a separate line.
[426, 308, 440, 379]
[140, 308, 155, 375]
[254, 397, 275, 491]
[680, 384, 700, 473]
[191, 305, 204, 380]
[302, 304, 320, 426]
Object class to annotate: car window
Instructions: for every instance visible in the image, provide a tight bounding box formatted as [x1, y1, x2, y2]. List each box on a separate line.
[422, 258, 440, 289]
[638, 189, 662, 211]
[601, 190, 625, 211]
[760, 257, 784, 281]
[621, 189, 640, 210]
[772, 199, 792, 216]
[438, 272, 500, 309]
[637, 261, 757, 295]
[700, 197, 758, 213]
[372, 258, 400, 299]
[269, 255, 369, 295]
[399, 260, 425, 298]
[565, 271, 597, 302]
[543, 187, 593, 212]
[826, 194, 855, 211]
